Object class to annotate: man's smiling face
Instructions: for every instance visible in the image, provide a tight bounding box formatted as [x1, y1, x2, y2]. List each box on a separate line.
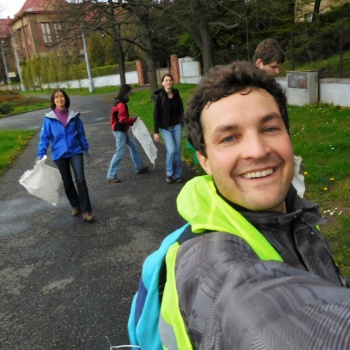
[197, 88, 294, 212]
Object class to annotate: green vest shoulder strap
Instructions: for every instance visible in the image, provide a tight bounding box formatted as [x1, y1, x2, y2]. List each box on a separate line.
[160, 176, 284, 349]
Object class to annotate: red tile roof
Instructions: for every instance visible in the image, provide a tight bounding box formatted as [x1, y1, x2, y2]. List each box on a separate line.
[15, 0, 51, 17]
[0, 18, 12, 39]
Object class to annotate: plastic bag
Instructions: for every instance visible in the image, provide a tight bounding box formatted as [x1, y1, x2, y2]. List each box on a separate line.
[131, 117, 158, 166]
[19, 155, 62, 206]
[292, 155, 305, 198]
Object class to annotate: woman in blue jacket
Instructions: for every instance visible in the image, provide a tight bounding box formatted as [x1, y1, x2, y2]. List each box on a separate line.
[37, 89, 94, 222]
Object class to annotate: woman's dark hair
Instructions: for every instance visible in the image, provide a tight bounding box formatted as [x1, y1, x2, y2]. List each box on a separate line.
[185, 61, 289, 157]
[161, 74, 173, 82]
[50, 89, 70, 110]
[117, 84, 132, 101]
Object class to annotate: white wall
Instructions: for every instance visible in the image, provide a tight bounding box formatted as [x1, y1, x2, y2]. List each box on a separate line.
[43, 71, 139, 90]
[276, 77, 350, 107]
[178, 57, 201, 84]
[319, 78, 350, 107]
[43, 65, 350, 108]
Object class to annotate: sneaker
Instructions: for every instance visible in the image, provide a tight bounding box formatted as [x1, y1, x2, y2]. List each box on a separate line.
[82, 212, 95, 222]
[137, 166, 149, 174]
[71, 207, 81, 216]
[174, 177, 183, 183]
[107, 178, 121, 183]
[166, 176, 174, 184]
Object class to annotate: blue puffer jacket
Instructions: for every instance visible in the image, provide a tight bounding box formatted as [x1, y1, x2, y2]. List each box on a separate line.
[37, 110, 89, 160]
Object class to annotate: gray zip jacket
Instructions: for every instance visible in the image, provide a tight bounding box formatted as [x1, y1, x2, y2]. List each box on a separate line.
[175, 176, 350, 349]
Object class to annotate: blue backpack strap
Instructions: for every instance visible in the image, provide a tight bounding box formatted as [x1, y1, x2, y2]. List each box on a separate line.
[128, 224, 190, 349]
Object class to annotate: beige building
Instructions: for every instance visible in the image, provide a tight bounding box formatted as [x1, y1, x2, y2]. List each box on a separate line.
[8, 0, 82, 63]
[0, 18, 15, 75]
[296, 0, 350, 22]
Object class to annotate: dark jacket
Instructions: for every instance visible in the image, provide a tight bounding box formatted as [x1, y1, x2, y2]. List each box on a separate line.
[110, 98, 137, 133]
[153, 88, 184, 134]
[174, 176, 349, 349]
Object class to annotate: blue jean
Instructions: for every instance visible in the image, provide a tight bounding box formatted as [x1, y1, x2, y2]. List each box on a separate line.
[54, 154, 92, 213]
[160, 123, 183, 178]
[107, 131, 144, 179]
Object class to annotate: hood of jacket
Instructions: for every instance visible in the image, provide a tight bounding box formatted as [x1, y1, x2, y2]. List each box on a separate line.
[45, 109, 80, 123]
[177, 175, 282, 261]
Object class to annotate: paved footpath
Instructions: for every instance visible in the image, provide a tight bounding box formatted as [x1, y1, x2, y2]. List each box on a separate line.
[0, 93, 196, 349]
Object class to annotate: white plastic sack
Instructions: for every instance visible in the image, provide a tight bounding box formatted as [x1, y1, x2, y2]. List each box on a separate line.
[19, 155, 62, 206]
[131, 117, 157, 166]
[292, 155, 305, 198]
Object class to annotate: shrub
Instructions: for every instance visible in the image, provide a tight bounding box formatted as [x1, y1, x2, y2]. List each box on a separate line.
[0, 102, 13, 116]
[91, 62, 137, 77]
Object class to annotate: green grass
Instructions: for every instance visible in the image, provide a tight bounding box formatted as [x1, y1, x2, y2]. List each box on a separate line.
[290, 104, 350, 201]
[11, 100, 49, 115]
[0, 130, 36, 173]
[290, 103, 350, 277]
[0, 92, 50, 118]
[1, 85, 350, 277]
[279, 49, 350, 77]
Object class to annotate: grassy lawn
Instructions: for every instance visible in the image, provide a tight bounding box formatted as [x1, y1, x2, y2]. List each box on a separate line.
[0, 130, 36, 173]
[290, 104, 350, 277]
[0, 90, 50, 118]
[0, 85, 349, 277]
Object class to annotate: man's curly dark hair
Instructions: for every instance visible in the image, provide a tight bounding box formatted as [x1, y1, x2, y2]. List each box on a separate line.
[184, 61, 289, 157]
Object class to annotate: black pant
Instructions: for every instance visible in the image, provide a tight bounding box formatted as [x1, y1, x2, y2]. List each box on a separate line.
[54, 154, 92, 213]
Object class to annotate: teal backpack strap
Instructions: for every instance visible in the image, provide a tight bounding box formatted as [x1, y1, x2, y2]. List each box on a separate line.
[127, 224, 190, 349]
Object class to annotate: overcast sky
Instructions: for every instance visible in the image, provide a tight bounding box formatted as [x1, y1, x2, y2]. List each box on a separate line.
[0, 0, 26, 18]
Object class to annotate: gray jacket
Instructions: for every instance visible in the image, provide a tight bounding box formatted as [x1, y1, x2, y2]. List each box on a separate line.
[175, 185, 349, 349]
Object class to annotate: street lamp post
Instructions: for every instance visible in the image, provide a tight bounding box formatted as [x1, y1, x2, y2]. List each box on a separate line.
[11, 34, 25, 91]
[1, 41, 11, 91]
[81, 31, 94, 93]
[0, 23, 26, 91]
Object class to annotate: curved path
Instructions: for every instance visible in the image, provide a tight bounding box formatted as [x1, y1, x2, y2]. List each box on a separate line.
[0, 92, 195, 349]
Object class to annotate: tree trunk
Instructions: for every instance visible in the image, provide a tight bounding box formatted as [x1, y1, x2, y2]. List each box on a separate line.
[312, 0, 322, 22]
[108, 0, 126, 85]
[190, 0, 214, 73]
[137, 13, 158, 92]
[113, 25, 126, 86]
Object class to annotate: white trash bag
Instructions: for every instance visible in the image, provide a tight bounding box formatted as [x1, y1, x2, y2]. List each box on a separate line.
[292, 155, 305, 198]
[131, 117, 157, 167]
[19, 155, 62, 206]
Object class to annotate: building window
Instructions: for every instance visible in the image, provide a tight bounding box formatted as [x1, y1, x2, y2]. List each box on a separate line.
[41, 23, 52, 43]
[53, 23, 62, 42]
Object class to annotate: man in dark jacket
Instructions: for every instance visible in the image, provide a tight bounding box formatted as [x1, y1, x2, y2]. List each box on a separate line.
[134, 61, 350, 350]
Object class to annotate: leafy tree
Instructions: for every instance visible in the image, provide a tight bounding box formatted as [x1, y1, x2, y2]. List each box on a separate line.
[88, 32, 106, 67]
[58, 49, 72, 89]
[158, 0, 215, 73]
[22, 63, 34, 90]
[27, 57, 44, 91]
[47, 51, 60, 87]
[104, 35, 118, 65]
[70, 51, 86, 91]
